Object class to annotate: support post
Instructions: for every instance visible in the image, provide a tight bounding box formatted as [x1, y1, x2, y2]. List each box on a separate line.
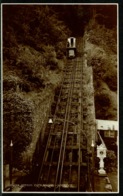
[91, 140, 95, 191]
[9, 140, 13, 191]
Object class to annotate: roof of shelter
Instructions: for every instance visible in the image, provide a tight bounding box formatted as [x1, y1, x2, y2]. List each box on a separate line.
[96, 119, 118, 131]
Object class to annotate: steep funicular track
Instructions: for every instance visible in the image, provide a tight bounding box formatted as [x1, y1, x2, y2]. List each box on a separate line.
[36, 57, 89, 192]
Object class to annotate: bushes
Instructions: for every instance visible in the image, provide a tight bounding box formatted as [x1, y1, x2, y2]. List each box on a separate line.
[92, 55, 117, 92]
[94, 77, 117, 120]
[87, 44, 117, 93]
[55, 42, 66, 59]
[3, 5, 70, 168]
[3, 4, 70, 90]
[3, 93, 34, 168]
[3, 5, 70, 89]
[87, 22, 117, 54]
[95, 91, 111, 107]
[43, 45, 58, 70]
[103, 67, 117, 92]
[3, 5, 70, 54]
[105, 150, 117, 172]
[85, 36, 117, 120]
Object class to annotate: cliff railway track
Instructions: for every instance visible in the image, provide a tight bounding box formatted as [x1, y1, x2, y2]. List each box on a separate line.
[33, 57, 92, 192]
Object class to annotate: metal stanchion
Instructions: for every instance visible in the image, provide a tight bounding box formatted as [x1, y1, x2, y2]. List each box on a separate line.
[91, 140, 95, 191]
[9, 140, 13, 191]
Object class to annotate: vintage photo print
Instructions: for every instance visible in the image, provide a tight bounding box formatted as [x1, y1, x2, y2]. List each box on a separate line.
[1, 3, 118, 193]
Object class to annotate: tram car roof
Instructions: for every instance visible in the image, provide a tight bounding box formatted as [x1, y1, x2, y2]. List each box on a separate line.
[67, 37, 76, 40]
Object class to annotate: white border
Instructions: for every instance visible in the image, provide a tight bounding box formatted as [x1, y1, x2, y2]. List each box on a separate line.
[117, 3, 119, 195]
[1, 3, 119, 5]
[1, 3, 119, 194]
[1, 2, 3, 194]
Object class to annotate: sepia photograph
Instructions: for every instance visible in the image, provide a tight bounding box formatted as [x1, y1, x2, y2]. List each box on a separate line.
[1, 3, 118, 193]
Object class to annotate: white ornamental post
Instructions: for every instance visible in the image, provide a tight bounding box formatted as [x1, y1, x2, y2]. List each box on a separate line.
[97, 144, 107, 175]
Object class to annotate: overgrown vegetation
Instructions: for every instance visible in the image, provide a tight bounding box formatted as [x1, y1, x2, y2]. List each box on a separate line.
[3, 5, 70, 168]
[84, 13, 117, 120]
[3, 92, 34, 167]
[105, 150, 117, 172]
[83, 6, 117, 175]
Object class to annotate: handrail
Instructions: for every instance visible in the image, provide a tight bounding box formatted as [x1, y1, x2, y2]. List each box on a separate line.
[97, 131, 107, 149]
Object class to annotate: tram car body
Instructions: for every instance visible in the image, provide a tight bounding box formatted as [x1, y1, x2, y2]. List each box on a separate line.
[66, 37, 76, 58]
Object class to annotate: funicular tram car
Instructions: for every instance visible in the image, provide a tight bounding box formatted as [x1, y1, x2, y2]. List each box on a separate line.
[66, 37, 76, 58]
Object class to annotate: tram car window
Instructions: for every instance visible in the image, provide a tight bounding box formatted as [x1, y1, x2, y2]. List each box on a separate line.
[66, 37, 76, 58]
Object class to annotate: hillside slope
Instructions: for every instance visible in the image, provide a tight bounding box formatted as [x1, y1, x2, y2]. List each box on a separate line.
[3, 5, 70, 168]
[84, 20, 117, 120]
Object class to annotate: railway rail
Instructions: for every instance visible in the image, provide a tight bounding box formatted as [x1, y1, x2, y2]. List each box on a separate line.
[35, 58, 90, 192]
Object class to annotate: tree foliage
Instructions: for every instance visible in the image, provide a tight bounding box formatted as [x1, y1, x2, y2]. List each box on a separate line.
[3, 5, 70, 51]
[3, 92, 34, 167]
[3, 5, 71, 167]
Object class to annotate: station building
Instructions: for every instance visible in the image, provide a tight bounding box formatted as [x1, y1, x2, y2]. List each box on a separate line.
[96, 119, 118, 154]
